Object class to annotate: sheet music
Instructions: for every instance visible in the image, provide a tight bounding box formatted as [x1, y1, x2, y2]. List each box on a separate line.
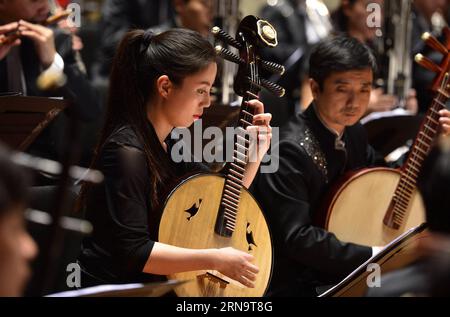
[360, 108, 413, 125]
[46, 283, 145, 297]
[318, 224, 426, 297]
[46, 280, 186, 297]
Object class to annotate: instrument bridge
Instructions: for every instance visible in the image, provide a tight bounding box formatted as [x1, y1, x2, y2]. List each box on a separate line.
[197, 272, 229, 289]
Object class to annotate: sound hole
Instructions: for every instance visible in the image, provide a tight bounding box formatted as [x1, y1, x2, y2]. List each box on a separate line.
[246, 222, 257, 251]
[184, 199, 203, 221]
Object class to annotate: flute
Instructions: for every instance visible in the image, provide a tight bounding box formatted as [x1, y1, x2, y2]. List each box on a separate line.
[0, 10, 71, 46]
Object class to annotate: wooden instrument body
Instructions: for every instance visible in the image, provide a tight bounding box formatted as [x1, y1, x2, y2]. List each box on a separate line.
[158, 174, 273, 297]
[324, 167, 425, 246]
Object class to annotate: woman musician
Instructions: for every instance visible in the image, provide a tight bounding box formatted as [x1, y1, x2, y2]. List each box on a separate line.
[76, 28, 272, 288]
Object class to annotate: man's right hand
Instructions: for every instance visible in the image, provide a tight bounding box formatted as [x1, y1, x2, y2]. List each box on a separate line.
[0, 22, 21, 61]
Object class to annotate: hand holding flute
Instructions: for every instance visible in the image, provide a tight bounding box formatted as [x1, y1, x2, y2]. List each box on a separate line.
[18, 19, 56, 68]
[0, 10, 71, 66]
[0, 22, 20, 61]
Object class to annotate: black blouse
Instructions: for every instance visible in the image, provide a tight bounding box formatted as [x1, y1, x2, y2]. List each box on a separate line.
[78, 125, 206, 285]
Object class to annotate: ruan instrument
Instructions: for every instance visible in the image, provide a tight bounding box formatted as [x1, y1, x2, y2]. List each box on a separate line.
[158, 15, 285, 297]
[316, 27, 450, 247]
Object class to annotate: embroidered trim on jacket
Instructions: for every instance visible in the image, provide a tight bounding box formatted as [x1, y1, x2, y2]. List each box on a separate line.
[299, 127, 329, 183]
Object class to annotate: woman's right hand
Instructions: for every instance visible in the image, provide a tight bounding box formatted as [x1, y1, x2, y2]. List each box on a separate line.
[213, 247, 259, 288]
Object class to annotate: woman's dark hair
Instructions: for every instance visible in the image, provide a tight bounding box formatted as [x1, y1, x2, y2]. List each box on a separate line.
[81, 28, 216, 207]
[0, 145, 29, 216]
[330, 0, 358, 33]
[418, 137, 450, 234]
[309, 35, 377, 90]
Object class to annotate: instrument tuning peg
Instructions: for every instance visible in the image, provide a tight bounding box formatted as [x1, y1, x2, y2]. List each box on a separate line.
[444, 27, 450, 50]
[211, 26, 242, 50]
[259, 59, 285, 76]
[215, 45, 244, 65]
[415, 53, 442, 74]
[421, 32, 448, 55]
[260, 78, 285, 98]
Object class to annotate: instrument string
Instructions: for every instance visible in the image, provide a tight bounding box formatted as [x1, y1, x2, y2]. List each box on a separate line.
[392, 91, 447, 225]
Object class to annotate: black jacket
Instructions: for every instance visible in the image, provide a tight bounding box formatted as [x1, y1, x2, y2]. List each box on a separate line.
[252, 104, 385, 296]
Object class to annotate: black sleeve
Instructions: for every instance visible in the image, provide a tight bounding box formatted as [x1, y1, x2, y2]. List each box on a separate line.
[255, 139, 372, 279]
[100, 141, 154, 275]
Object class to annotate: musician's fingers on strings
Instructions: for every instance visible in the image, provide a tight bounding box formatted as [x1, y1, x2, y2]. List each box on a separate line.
[246, 259, 259, 273]
[243, 269, 257, 282]
[252, 113, 272, 127]
[245, 99, 264, 115]
[236, 267, 257, 288]
[439, 109, 450, 135]
[238, 275, 255, 288]
[246, 124, 272, 135]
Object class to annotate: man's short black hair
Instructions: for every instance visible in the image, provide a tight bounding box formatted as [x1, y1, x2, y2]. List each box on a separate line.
[309, 36, 377, 90]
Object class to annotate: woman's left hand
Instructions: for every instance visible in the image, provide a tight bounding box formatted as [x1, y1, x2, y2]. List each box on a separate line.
[439, 109, 450, 136]
[245, 99, 272, 163]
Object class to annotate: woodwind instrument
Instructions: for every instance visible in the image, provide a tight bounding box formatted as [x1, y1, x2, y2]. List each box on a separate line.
[0, 10, 71, 46]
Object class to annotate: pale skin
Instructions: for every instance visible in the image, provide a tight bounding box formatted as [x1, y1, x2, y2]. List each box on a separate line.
[310, 69, 450, 136]
[173, 0, 213, 37]
[340, 0, 418, 115]
[0, 205, 38, 296]
[0, 0, 56, 68]
[143, 62, 272, 287]
[0, 21, 20, 60]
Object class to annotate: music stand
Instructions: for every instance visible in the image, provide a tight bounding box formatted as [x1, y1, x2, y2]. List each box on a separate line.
[319, 223, 429, 297]
[0, 94, 67, 151]
[47, 280, 188, 297]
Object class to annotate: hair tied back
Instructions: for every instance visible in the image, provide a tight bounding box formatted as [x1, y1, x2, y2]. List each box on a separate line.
[143, 30, 155, 47]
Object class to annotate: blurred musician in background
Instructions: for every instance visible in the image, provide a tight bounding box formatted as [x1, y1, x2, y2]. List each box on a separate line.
[95, 0, 212, 81]
[258, 0, 332, 127]
[0, 144, 38, 297]
[0, 0, 101, 169]
[331, 0, 418, 116]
